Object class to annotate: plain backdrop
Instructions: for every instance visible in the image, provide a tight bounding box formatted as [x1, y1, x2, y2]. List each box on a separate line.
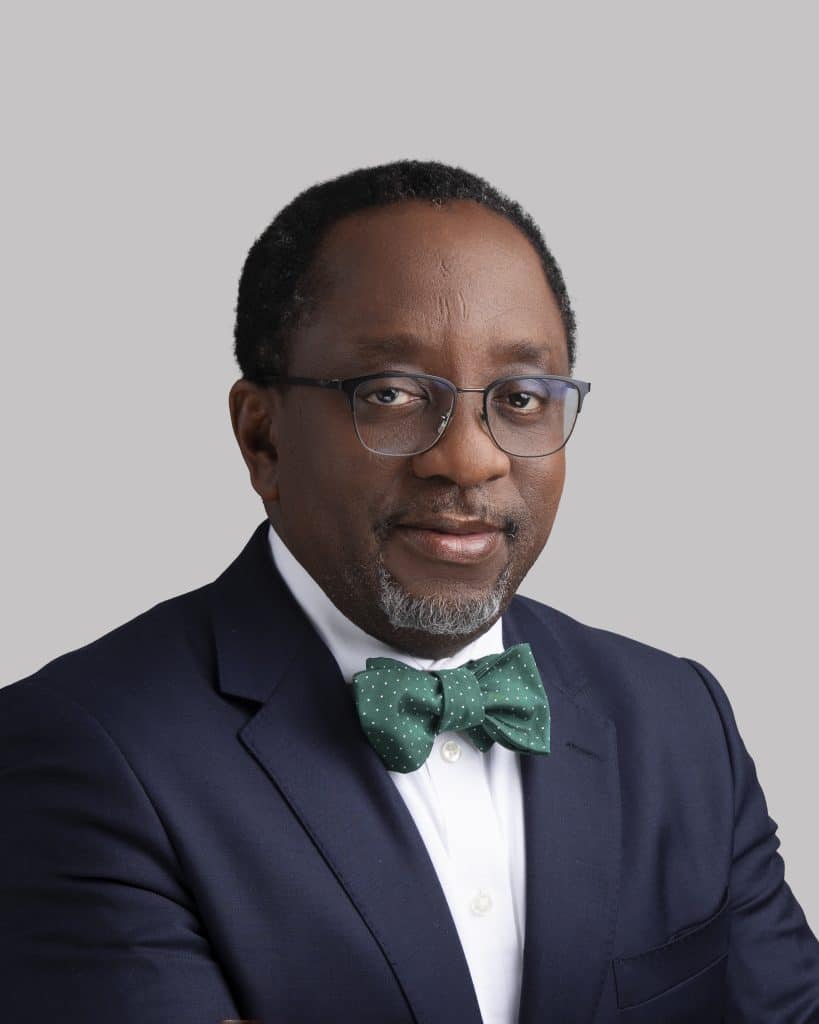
[2, 3, 817, 933]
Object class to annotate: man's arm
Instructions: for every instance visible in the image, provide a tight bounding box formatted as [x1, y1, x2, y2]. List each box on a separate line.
[0, 679, 242, 1024]
[684, 658, 819, 1021]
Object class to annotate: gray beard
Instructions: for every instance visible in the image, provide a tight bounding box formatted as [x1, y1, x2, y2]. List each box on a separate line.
[374, 560, 513, 637]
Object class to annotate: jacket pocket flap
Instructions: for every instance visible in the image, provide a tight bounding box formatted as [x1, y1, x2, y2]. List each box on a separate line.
[612, 890, 730, 1009]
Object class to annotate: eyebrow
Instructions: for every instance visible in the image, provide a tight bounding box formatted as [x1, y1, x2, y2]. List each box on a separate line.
[348, 334, 553, 366]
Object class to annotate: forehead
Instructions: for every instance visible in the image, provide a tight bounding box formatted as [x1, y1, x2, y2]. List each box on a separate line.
[297, 199, 568, 371]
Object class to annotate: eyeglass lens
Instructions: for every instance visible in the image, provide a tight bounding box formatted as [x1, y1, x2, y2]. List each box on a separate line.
[352, 375, 580, 457]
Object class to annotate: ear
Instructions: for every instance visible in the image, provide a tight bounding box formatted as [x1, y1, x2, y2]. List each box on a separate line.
[229, 378, 282, 503]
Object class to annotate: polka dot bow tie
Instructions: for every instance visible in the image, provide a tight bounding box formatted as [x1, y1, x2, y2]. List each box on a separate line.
[351, 643, 550, 774]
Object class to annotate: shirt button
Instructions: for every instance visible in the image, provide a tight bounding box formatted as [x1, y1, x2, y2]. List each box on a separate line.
[470, 889, 493, 916]
[440, 740, 461, 763]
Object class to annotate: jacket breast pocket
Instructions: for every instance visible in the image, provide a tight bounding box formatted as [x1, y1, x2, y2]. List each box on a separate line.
[612, 890, 730, 1010]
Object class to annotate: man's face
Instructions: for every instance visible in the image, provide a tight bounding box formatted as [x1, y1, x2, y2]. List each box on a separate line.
[233, 199, 570, 657]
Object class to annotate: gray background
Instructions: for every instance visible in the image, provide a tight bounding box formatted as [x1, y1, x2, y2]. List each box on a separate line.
[2, 3, 817, 932]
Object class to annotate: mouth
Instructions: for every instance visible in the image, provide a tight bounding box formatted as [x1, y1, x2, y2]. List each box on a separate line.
[391, 517, 509, 565]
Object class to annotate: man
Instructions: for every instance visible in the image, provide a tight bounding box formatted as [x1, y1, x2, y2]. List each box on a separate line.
[1, 160, 817, 1023]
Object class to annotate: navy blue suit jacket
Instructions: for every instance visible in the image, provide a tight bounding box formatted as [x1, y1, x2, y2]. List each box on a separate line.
[2, 521, 818, 1022]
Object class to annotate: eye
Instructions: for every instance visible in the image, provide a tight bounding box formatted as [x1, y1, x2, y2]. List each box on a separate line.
[506, 391, 538, 409]
[493, 385, 549, 414]
[366, 387, 414, 406]
[357, 378, 429, 407]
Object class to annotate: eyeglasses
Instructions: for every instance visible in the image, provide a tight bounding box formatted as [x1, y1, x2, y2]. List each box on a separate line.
[258, 371, 591, 458]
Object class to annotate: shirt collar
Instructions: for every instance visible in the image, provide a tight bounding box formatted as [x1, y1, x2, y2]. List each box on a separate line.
[267, 524, 504, 684]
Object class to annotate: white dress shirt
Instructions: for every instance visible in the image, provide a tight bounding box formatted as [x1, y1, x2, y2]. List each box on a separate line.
[268, 526, 526, 1024]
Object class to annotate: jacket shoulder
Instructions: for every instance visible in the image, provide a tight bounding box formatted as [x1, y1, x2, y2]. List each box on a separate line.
[1, 582, 215, 724]
[509, 592, 689, 670]
[507, 593, 732, 739]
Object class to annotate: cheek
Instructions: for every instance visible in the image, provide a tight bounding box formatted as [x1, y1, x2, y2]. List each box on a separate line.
[278, 400, 352, 487]
[518, 456, 566, 537]
[277, 411, 400, 536]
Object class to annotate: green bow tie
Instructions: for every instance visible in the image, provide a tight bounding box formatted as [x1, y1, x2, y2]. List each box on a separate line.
[351, 642, 550, 773]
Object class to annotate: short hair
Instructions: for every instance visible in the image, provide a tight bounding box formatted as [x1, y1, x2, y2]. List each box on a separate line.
[234, 159, 577, 380]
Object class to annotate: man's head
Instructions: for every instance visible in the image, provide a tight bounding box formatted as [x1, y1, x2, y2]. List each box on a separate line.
[230, 160, 581, 658]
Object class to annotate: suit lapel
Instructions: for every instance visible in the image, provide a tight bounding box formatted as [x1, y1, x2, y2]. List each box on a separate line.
[504, 602, 621, 1024]
[208, 523, 483, 1024]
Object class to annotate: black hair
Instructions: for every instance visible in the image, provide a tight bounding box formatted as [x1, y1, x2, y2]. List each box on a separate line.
[233, 159, 577, 379]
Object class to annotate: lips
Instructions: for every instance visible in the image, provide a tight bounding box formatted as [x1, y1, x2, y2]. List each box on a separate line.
[392, 518, 506, 565]
[395, 517, 504, 535]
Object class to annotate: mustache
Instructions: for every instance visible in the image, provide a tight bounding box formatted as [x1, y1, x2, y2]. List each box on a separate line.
[376, 495, 520, 539]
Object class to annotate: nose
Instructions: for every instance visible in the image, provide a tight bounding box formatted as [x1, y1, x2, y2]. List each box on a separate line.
[410, 392, 511, 486]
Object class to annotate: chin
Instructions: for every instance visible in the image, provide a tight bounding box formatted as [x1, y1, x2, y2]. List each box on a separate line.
[373, 560, 513, 639]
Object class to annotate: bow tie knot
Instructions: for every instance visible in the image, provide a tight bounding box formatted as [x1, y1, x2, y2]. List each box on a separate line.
[351, 643, 550, 773]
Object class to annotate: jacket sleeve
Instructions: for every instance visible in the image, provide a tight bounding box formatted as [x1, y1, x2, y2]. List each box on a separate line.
[0, 678, 242, 1024]
[684, 658, 819, 1022]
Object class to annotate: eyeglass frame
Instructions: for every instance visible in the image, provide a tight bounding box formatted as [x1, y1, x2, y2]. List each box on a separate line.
[256, 370, 592, 458]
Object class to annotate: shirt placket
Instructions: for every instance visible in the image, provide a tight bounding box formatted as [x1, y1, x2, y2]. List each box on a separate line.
[426, 730, 521, 1024]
